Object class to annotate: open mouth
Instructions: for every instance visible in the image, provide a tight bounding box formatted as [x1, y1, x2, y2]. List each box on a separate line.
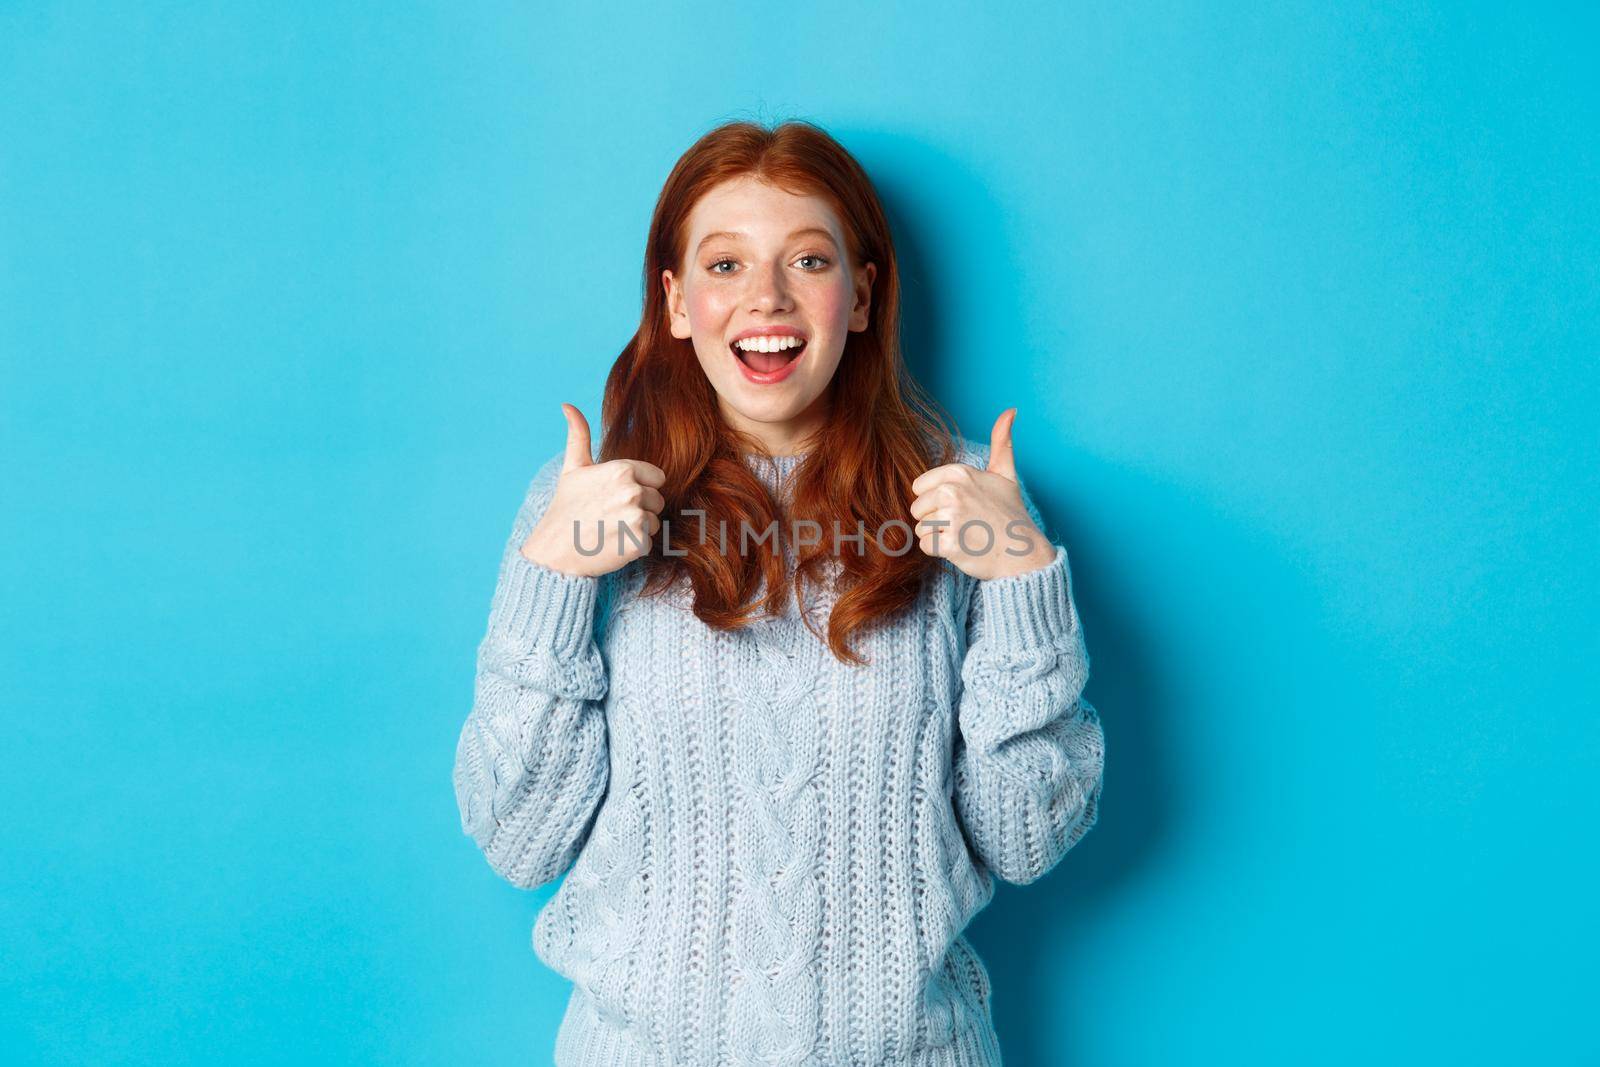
[731, 337, 807, 374]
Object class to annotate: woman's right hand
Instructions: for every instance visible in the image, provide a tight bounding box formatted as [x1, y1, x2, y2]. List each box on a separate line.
[519, 403, 667, 578]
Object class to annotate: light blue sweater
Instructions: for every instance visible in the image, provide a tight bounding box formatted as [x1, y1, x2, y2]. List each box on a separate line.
[452, 439, 1105, 1066]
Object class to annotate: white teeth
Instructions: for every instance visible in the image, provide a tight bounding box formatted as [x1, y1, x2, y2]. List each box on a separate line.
[734, 335, 805, 354]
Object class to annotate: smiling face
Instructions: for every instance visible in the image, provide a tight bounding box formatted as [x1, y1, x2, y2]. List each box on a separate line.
[663, 175, 876, 456]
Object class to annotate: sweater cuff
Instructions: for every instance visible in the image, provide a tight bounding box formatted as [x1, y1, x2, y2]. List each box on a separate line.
[975, 544, 1075, 649]
[486, 549, 601, 660]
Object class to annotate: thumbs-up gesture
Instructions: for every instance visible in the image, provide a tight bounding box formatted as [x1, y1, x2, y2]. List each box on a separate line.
[519, 403, 668, 578]
[909, 408, 1055, 580]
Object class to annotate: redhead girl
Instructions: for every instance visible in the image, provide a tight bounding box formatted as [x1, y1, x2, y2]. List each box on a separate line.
[453, 119, 1104, 1066]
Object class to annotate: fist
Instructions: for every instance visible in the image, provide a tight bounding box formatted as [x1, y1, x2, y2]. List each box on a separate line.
[519, 403, 667, 578]
[909, 408, 1055, 580]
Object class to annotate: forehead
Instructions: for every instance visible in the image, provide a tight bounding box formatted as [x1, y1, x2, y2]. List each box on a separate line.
[685, 175, 844, 245]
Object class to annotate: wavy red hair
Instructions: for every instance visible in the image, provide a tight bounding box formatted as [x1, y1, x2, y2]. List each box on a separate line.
[595, 119, 960, 666]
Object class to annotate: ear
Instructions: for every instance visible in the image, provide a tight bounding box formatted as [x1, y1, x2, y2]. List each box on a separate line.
[663, 268, 692, 339]
[848, 261, 876, 332]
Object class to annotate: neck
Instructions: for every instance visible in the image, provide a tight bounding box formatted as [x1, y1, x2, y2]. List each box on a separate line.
[718, 388, 830, 457]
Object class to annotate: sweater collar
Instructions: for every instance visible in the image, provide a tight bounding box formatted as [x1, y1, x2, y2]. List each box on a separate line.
[740, 448, 810, 495]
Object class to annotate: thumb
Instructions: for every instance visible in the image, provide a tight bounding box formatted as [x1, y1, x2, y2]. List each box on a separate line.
[987, 407, 1018, 481]
[560, 403, 595, 471]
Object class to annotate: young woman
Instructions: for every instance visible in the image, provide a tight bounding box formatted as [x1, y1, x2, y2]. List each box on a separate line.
[452, 119, 1105, 1066]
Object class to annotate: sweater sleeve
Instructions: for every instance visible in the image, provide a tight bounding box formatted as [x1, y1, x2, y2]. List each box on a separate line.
[452, 452, 611, 890]
[951, 467, 1104, 886]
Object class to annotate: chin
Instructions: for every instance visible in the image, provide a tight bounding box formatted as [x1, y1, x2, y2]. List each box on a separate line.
[725, 394, 810, 423]
[730, 400, 800, 422]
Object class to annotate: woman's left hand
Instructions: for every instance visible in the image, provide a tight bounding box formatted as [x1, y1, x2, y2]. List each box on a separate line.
[909, 408, 1056, 580]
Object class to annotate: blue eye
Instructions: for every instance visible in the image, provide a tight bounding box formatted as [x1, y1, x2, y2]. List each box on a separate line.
[707, 254, 829, 275]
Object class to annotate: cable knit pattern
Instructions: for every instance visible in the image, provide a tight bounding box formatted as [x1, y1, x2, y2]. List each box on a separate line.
[532, 692, 649, 1030]
[727, 543, 826, 1064]
[452, 438, 1105, 1066]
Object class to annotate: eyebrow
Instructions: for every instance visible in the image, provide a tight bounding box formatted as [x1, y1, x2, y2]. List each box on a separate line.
[696, 227, 838, 252]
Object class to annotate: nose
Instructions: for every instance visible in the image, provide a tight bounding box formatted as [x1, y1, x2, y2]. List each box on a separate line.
[746, 260, 793, 314]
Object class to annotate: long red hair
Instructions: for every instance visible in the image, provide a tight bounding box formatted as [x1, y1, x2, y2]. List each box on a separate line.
[596, 119, 960, 666]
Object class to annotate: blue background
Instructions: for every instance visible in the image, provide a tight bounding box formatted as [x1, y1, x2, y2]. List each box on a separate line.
[3, 3, 1595, 1064]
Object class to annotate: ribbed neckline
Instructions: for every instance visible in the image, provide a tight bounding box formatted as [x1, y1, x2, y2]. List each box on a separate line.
[740, 449, 810, 495]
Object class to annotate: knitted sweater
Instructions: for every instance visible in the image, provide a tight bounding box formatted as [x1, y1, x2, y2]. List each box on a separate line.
[452, 439, 1105, 1067]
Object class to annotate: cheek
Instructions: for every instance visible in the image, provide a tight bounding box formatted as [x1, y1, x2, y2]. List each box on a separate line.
[687, 285, 737, 325]
[685, 289, 735, 374]
[810, 277, 854, 326]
